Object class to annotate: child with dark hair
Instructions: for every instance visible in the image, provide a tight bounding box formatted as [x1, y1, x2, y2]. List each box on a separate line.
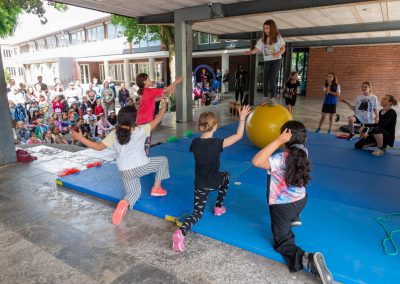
[282, 71, 300, 115]
[202, 82, 213, 106]
[71, 99, 171, 225]
[172, 105, 251, 252]
[136, 73, 183, 156]
[252, 120, 333, 284]
[315, 73, 341, 134]
[354, 94, 398, 156]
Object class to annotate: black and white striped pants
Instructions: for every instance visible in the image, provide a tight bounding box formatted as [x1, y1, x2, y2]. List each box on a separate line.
[180, 171, 230, 236]
[120, 156, 170, 209]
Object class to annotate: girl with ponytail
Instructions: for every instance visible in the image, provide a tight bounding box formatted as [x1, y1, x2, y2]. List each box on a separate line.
[71, 99, 171, 226]
[252, 120, 333, 284]
[172, 106, 251, 252]
[136, 73, 183, 156]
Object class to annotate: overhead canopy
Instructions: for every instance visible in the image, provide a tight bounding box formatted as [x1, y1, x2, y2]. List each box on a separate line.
[56, 0, 400, 46]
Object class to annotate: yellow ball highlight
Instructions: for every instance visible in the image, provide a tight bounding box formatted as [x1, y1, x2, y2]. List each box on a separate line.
[246, 104, 293, 148]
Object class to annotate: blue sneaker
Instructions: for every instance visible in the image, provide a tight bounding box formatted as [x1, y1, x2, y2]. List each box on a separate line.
[327, 129, 333, 134]
[314, 128, 321, 133]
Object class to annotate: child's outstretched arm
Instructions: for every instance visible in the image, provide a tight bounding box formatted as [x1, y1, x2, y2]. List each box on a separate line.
[223, 105, 251, 148]
[70, 129, 107, 151]
[149, 98, 167, 130]
[340, 97, 355, 111]
[252, 129, 292, 170]
[164, 77, 184, 95]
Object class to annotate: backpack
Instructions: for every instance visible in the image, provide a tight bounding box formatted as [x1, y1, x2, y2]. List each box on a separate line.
[14, 104, 26, 122]
[16, 149, 37, 162]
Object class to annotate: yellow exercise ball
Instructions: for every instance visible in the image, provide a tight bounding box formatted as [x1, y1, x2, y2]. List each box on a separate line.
[246, 104, 293, 148]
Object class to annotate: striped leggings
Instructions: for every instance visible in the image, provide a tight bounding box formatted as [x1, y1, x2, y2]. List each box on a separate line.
[120, 156, 170, 209]
[180, 171, 230, 236]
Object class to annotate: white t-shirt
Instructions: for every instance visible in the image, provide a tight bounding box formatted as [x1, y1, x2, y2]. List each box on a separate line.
[255, 36, 286, 61]
[7, 92, 25, 105]
[102, 124, 151, 171]
[354, 94, 378, 124]
[83, 114, 97, 124]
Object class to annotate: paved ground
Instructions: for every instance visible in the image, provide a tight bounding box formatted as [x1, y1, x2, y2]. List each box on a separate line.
[1, 94, 399, 284]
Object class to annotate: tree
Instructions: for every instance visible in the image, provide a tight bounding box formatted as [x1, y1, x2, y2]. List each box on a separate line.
[0, 0, 67, 38]
[111, 15, 176, 110]
[111, 15, 175, 82]
[3, 69, 11, 83]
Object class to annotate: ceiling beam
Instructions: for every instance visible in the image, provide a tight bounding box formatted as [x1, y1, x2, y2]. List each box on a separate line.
[138, 0, 376, 25]
[219, 21, 400, 40]
[291, 36, 400, 48]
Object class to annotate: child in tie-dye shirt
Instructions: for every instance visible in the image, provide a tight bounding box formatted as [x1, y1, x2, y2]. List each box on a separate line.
[252, 120, 333, 284]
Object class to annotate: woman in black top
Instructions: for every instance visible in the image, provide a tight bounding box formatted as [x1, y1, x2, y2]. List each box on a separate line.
[355, 94, 398, 156]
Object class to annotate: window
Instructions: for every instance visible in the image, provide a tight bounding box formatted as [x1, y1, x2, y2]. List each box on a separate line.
[57, 34, 70, 47]
[20, 45, 29, 54]
[6, 67, 16, 76]
[80, 64, 90, 84]
[129, 63, 137, 82]
[36, 39, 46, 51]
[107, 23, 124, 39]
[155, 62, 164, 81]
[3, 49, 12, 58]
[210, 34, 221, 44]
[99, 64, 105, 81]
[28, 42, 37, 53]
[46, 37, 57, 49]
[70, 30, 85, 45]
[109, 64, 124, 81]
[18, 67, 24, 76]
[198, 32, 210, 45]
[87, 25, 104, 42]
[138, 62, 149, 74]
[147, 33, 160, 47]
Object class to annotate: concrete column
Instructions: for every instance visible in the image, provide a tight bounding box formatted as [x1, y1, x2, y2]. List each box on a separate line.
[131, 63, 137, 82]
[0, 46, 16, 165]
[123, 59, 130, 87]
[221, 52, 229, 93]
[174, 16, 193, 122]
[248, 53, 259, 106]
[283, 42, 293, 81]
[148, 57, 155, 81]
[104, 60, 110, 79]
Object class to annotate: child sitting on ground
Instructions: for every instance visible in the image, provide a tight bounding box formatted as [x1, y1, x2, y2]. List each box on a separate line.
[172, 105, 251, 252]
[71, 98, 171, 225]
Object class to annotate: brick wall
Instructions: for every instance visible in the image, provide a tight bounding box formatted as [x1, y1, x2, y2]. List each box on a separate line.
[306, 45, 400, 101]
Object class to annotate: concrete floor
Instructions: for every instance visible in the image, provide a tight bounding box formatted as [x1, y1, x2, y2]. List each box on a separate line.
[1, 94, 399, 284]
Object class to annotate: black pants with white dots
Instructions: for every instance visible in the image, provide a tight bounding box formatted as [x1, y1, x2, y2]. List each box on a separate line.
[180, 172, 230, 236]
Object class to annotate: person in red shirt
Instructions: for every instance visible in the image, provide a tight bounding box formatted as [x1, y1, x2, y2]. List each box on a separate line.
[94, 99, 105, 116]
[136, 73, 184, 156]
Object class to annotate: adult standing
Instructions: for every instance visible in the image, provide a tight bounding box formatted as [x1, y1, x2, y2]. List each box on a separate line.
[245, 19, 285, 104]
[222, 69, 230, 94]
[234, 64, 247, 105]
[118, 82, 130, 108]
[101, 81, 115, 116]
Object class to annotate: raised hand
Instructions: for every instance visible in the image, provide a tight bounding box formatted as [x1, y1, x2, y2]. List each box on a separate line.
[278, 128, 292, 144]
[239, 105, 251, 121]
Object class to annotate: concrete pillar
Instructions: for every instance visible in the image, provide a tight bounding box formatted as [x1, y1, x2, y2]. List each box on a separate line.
[0, 46, 16, 165]
[148, 57, 155, 81]
[174, 16, 193, 122]
[248, 53, 259, 106]
[131, 63, 137, 83]
[104, 60, 110, 79]
[221, 52, 229, 93]
[123, 59, 130, 87]
[283, 42, 293, 81]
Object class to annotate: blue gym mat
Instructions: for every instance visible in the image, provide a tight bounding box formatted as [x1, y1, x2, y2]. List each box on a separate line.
[57, 123, 400, 284]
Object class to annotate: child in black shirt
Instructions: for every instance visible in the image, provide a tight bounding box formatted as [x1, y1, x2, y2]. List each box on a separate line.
[282, 71, 300, 115]
[172, 105, 251, 252]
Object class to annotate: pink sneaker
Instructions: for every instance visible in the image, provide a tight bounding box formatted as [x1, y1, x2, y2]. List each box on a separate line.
[151, 187, 167, 197]
[172, 229, 185, 252]
[112, 200, 128, 225]
[214, 206, 226, 216]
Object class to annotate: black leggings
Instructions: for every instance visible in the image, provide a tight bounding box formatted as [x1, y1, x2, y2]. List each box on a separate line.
[263, 59, 281, 98]
[269, 196, 307, 272]
[180, 172, 230, 236]
[235, 88, 244, 103]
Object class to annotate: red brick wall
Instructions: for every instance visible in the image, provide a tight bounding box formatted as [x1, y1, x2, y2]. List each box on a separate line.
[306, 45, 400, 101]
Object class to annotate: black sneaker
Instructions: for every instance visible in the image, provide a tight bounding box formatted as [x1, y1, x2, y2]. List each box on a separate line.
[291, 216, 302, 227]
[335, 114, 340, 122]
[308, 252, 333, 284]
[346, 133, 354, 140]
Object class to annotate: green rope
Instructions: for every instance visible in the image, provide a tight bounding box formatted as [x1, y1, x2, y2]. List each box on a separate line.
[376, 213, 400, 256]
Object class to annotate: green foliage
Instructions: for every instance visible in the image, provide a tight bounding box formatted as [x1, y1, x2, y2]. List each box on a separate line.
[0, 0, 68, 38]
[3, 69, 11, 82]
[111, 15, 161, 45]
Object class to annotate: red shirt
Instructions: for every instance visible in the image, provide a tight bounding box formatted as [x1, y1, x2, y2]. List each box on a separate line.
[137, 87, 164, 125]
[94, 105, 104, 116]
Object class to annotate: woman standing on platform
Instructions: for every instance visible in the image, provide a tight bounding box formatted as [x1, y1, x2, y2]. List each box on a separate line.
[245, 19, 286, 104]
